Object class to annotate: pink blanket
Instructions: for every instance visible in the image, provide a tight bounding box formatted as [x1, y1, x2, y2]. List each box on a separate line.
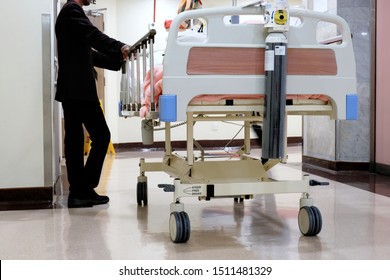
[140, 65, 163, 117]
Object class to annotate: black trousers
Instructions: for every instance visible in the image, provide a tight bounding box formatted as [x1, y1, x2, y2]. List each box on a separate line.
[62, 100, 110, 194]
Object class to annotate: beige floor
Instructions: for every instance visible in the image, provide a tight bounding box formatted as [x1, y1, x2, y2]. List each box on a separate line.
[1, 146, 390, 260]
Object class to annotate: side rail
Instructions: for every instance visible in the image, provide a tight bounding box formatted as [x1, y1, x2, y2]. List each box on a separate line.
[120, 29, 157, 119]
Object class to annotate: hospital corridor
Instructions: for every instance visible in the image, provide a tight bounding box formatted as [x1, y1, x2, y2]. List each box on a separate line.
[1, 0, 390, 266]
[1, 146, 390, 260]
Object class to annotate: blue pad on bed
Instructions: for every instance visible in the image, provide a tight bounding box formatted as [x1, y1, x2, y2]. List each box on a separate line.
[159, 94, 177, 122]
[346, 94, 358, 120]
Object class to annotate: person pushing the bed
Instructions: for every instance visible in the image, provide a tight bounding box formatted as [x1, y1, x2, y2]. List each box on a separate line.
[56, 0, 131, 208]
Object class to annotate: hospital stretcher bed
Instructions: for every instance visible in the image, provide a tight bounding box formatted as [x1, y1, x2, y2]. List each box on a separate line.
[120, 4, 357, 243]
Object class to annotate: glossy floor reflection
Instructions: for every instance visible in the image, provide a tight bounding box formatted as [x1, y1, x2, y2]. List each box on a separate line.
[1, 146, 390, 260]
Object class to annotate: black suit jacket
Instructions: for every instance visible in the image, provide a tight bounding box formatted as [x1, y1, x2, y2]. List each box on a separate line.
[55, 0, 125, 103]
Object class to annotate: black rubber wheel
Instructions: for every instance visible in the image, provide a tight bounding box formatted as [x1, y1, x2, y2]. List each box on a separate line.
[169, 211, 191, 243]
[169, 212, 184, 243]
[179, 211, 191, 243]
[136, 181, 148, 206]
[310, 206, 322, 236]
[298, 206, 315, 236]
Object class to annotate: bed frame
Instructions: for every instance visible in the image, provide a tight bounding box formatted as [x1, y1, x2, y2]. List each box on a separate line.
[122, 4, 357, 243]
[162, 6, 356, 121]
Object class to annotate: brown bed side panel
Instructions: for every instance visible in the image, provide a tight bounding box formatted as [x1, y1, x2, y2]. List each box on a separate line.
[187, 47, 337, 75]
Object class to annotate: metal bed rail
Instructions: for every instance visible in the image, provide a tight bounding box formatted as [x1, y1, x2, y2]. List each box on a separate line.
[120, 29, 157, 118]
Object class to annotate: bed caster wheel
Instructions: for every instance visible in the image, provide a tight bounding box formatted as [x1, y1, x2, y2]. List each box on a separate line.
[137, 181, 148, 206]
[234, 197, 244, 203]
[298, 206, 322, 236]
[169, 211, 191, 243]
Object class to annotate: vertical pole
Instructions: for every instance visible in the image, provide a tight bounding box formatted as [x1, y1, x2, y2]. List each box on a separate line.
[153, 0, 157, 23]
[142, 44, 147, 83]
[244, 112, 251, 154]
[136, 49, 141, 111]
[165, 122, 172, 156]
[130, 52, 136, 111]
[142, 44, 147, 102]
[187, 112, 194, 165]
[262, 32, 288, 161]
[120, 60, 129, 112]
[149, 37, 155, 112]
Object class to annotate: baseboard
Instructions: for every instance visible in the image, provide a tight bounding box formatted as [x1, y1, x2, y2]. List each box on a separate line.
[302, 155, 369, 173]
[375, 163, 390, 176]
[0, 187, 53, 211]
[114, 137, 302, 152]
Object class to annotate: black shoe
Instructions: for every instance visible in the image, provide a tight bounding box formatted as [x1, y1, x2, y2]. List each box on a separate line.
[87, 190, 110, 205]
[68, 194, 93, 208]
[68, 190, 109, 208]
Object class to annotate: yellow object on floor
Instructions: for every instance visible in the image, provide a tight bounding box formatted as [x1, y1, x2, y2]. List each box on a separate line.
[84, 100, 115, 156]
